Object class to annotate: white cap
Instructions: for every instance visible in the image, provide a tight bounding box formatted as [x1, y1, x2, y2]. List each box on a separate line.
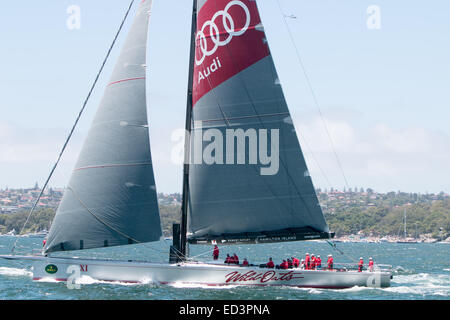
[360, 257, 363, 259]
[328, 254, 332, 257]
[369, 257, 373, 260]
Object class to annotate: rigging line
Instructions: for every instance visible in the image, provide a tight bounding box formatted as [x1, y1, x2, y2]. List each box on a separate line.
[296, 130, 333, 190]
[264, 40, 333, 191]
[170, 242, 189, 261]
[326, 239, 358, 263]
[275, 0, 351, 190]
[188, 250, 212, 260]
[10, 0, 136, 254]
[187, 245, 219, 260]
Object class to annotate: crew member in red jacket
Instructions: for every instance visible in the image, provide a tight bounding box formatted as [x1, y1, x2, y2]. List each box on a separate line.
[213, 245, 219, 260]
[327, 254, 334, 270]
[224, 254, 231, 264]
[233, 253, 239, 265]
[292, 257, 300, 268]
[280, 259, 289, 269]
[242, 258, 249, 267]
[358, 257, 364, 272]
[316, 255, 322, 269]
[368, 257, 374, 272]
[310, 254, 316, 270]
[305, 253, 310, 270]
[266, 257, 275, 268]
[287, 258, 293, 268]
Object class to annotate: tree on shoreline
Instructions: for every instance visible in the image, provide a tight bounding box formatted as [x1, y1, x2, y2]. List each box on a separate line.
[0, 193, 448, 239]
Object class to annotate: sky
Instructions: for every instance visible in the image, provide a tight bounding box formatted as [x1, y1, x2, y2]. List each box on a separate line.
[0, 0, 449, 194]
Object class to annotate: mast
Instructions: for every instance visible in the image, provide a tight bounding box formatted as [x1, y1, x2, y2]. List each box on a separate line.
[179, 0, 198, 259]
[403, 208, 407, 239]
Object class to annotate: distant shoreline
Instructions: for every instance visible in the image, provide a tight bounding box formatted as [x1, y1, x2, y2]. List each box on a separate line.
[330, 235, 449, 244]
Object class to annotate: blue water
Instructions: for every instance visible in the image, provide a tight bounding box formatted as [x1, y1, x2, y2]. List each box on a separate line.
[0, 237, 449, 300]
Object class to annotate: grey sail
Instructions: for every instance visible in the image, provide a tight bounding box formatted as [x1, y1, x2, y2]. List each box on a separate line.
[187, 0, 333, 244]
[45, 0, 162, 253]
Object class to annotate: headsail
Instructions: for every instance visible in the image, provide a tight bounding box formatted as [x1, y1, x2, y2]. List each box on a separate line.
[187, 0, 332, 244]
[45, 0, 162, 253]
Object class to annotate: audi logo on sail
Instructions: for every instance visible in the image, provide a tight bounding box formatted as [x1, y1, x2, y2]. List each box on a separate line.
[196, 0, 251, 66]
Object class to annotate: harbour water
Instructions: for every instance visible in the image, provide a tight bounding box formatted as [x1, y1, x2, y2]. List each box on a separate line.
[0, 237, 448, 300]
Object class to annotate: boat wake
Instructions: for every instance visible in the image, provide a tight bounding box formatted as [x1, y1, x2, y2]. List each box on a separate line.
[169, 282, 239, 290]
[74, 275, 151, 286]
[34, 275, 155, 287]
[388, 273, 450, 297]
[286, 271, 450, 298]
[0, 267, 32, 278]
[392, 265, 415, 275]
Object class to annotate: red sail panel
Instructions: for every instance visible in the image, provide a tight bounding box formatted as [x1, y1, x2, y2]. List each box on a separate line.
[193, 0, 270, 106]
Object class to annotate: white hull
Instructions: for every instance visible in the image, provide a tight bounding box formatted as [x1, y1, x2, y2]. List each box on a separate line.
[1, 255, 391, 288]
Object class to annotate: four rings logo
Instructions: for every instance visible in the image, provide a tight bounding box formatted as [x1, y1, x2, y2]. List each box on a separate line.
[196, 0, 251, 66]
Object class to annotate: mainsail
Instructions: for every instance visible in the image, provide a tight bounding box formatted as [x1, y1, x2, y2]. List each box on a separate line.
[187, 0, 332, 244]
[45, 0, 161, 253]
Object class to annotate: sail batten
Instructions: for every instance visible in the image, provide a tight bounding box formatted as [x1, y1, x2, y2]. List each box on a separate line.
[45, 0, 161, 253]
[186, 0, 331, 244]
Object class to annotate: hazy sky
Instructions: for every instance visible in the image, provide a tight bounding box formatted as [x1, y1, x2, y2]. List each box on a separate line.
[0, 0, 449, 194]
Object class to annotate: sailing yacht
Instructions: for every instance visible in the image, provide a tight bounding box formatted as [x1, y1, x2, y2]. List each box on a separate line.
[0, 0, 392, 288]
[396, 208, 417, 243]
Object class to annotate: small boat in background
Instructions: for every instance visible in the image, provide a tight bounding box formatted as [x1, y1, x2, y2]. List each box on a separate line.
[3, 229, 16, 237]
[25, 230, 48, 238]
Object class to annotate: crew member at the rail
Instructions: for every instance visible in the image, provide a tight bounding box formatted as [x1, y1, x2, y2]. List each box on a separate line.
[358, 257, 364, 272]
[213, 245, 219, 260]
[292, 256, 300, 268]
[224, 254, 231, 264]
[305, 253, 310, 270]
[243, 258, 249, 267]
[233, 253, 239, 265]
[327, 254, 334, 270]
[42, 239, 46, 247]
[310, 254, 316, 270]
[316, 255, 322, 269]
[287, 258, 293, 268]
[300, 259, 305, 270]
[266, 257, 275, 268]
[368, 257, 374, 272]
[280, 259, 289, 269]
